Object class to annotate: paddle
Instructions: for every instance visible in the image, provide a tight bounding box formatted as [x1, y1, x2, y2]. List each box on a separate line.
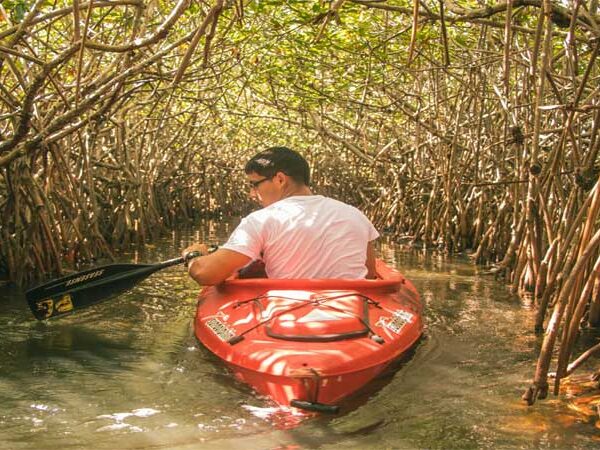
[26, 250, 203, 320]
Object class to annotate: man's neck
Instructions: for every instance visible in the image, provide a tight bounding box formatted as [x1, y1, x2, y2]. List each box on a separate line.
[282, 184, 312, 199]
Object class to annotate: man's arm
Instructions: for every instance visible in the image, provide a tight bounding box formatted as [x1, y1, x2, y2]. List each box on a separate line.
[366, 241, 377, 279]
[185, 246, 251, 286]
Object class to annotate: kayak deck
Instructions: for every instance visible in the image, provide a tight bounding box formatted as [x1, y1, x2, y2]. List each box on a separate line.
[194, 260, 423, 412]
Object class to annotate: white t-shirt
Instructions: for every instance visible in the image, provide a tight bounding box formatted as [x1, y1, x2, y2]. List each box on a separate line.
[222, 195, 379, 279]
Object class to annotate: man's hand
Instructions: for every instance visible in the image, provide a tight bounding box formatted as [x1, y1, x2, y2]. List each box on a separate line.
[183, 245, 252, 286]
[182, 243, 209, 263]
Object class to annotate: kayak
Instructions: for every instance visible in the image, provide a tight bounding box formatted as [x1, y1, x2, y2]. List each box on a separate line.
[194, 260, 423, 413]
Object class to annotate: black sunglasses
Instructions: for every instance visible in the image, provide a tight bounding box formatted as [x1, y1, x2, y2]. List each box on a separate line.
[248, 176, 273, 189]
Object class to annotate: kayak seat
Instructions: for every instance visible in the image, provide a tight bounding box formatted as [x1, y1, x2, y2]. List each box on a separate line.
[262, 290, 370, 342]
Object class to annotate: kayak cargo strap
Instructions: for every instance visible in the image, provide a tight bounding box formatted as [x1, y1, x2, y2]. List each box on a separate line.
[290, 399, 340, 414]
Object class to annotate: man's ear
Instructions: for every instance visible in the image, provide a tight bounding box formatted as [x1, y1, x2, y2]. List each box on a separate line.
[274, 171, 287, 185]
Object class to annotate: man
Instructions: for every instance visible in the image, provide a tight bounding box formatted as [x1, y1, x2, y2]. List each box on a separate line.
[182, 146, 379, 285]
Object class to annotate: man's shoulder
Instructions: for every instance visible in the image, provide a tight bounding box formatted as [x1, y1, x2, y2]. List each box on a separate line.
[320, 196, 362, 212]
[243, 202, 288, 224]
[244, 207, 272, 222]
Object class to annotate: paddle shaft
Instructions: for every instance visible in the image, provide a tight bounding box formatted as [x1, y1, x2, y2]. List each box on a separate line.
[26, 251, 203, 320]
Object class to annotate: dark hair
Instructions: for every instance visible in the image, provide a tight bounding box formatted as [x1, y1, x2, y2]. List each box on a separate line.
[244, 146, 310, 185]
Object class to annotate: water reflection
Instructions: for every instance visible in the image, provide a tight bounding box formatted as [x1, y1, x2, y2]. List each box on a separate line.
[0, 225, 599, 449]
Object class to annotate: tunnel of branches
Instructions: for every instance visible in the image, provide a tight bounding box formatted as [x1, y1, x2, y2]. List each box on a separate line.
[1, 0, 599, 406]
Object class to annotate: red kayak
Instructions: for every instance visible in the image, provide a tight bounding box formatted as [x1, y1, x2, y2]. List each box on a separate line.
[194, 260, 423, 413]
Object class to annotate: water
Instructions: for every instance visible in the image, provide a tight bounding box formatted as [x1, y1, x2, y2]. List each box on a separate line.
[1, 222, 599, 449]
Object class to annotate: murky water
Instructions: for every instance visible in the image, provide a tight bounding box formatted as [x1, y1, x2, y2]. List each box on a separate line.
[1, 222, 599, 449]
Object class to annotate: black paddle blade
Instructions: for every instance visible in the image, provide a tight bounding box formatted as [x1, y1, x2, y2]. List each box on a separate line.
[26, 263, 160, 320]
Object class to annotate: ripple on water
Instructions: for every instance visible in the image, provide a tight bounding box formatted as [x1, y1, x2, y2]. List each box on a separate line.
[95, 408, 160, 432]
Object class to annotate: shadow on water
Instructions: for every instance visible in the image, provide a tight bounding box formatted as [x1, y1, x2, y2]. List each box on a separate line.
[2, 323, 135, 370]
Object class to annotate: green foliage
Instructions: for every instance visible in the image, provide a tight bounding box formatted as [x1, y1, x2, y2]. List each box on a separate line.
[2, 0, 30, 23]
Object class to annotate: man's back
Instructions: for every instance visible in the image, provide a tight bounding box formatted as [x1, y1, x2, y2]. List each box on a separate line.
[222, 195, 379, 279]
